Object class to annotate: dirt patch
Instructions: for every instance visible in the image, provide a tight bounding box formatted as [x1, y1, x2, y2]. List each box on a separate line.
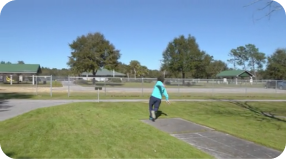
[0, 87, 66, 93]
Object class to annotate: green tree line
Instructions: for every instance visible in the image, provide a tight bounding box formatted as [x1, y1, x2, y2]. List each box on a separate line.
[2, 32, 285, 80]
[161, 34, 286, 80]
[0, 60, 161, 78]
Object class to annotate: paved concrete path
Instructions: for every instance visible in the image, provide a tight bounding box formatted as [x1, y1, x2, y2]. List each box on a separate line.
[0, 100, 71, 121]
[1, 99, 286, 121]
[142, 118, 283, 159]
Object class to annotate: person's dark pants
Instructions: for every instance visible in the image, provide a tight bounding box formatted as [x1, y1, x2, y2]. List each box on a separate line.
[149, 96, 161, 118]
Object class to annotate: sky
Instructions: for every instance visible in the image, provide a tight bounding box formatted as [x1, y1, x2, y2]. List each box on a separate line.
[0, 0, 285, 70]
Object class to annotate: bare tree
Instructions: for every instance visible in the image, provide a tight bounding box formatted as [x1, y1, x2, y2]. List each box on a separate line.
[244, 0, 284, 21]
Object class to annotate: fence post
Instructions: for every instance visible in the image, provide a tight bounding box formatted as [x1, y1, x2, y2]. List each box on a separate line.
[50, 75, 52, 97]
[275, 80, 277, 93]
[97, 88, 99, 103]
[178, 79, 180, 97]
[10, 75, 12, 85]
[141, 78, 143, 97]
[104, 78, 106, 96]
[68, 76, 70, 97]
[36, 76, 38, 95]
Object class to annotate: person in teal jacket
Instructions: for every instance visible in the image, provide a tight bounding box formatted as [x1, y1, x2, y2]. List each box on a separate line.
[149, 75, 170, 122]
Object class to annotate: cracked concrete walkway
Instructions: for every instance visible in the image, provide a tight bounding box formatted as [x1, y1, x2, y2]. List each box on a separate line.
[142, 118, 283, 159]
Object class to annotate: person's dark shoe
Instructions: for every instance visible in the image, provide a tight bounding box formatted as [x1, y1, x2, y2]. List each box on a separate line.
[149, 116, 155, 122]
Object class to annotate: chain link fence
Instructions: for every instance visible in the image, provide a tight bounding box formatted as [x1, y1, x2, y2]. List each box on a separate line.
[0, 75, 54, 96]
[63, 76, 286, 98]
[1, 75, 286, 98]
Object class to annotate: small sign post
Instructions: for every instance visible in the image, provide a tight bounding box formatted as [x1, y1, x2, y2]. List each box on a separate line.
[95, 86, 102, 102]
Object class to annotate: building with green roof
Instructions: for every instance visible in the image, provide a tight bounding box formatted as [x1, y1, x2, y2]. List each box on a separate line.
[0, 64, 41, 84]
[80, 68, 126, 77]
[216, 70, 254, 85]
[79, 68, 126, 82]
[216, 70, 254, 78]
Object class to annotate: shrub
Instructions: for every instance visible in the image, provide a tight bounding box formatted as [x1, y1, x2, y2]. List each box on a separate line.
[74, 79, 88, 85]
[52, 81, 63, 87]
[108, 78, 122, 83]
[165, 80, 171, 85]
[143, 79, 153, 83]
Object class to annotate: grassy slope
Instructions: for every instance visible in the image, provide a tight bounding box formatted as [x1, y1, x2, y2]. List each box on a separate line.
[1, 92, 286, 100]
[1, 102, 286, 158]
[0, 102, 212, 159]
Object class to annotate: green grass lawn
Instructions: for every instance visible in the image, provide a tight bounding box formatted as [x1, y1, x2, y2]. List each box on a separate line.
[0, 101, 285, 158]
[67, 92, 286, 100]
[1, 92, 285, 100]
[0, 102, 212, 159]
[247, 102, 286, 116]
[77, 81, 265, 88]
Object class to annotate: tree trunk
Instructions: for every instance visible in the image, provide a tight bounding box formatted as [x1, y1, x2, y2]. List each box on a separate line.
[182, 72, 185, 85]
[92, 70, 97, 85]
[252, 61, 256, 78]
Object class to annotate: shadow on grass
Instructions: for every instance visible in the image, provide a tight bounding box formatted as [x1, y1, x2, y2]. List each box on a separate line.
[156, 110, 168, 119]
[229, 101, 286, 123]
[209, 97, 286, 123]
[0, 93, 34, 112]
[4, 152, 32, 159]
[0, 92, 34, 100]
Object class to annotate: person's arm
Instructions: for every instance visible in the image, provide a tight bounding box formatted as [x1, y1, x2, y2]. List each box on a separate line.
[162, 85, 169, 101]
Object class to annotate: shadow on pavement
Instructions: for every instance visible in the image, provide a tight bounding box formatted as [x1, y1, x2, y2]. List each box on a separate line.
[0, 93, 34, 112]
[156, 110, 168, 119]
[0, 100, 12, 112]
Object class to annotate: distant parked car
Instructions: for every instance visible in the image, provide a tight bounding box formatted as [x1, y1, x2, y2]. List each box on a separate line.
[265, 80, 286, 89]
[265, 81, 278, 89]
[278, 81, 286, 90]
